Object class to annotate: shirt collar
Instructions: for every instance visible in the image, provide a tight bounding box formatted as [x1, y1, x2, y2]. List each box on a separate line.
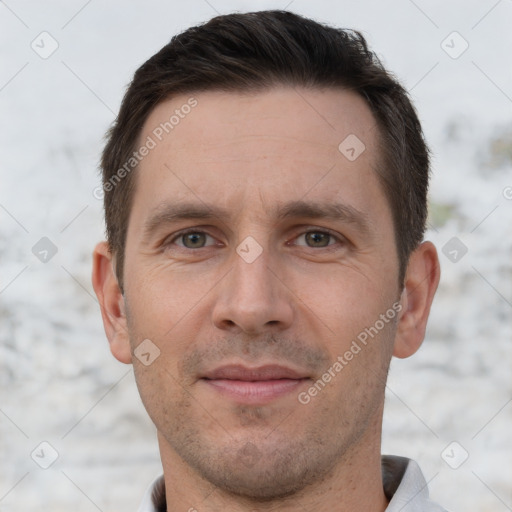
[383, 456, 447, 512]
[138, 456, 446, 512]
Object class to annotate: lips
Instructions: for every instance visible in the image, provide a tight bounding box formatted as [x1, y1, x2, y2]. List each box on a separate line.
[202, 364, 308, 381]
[201, 364, 310, 404]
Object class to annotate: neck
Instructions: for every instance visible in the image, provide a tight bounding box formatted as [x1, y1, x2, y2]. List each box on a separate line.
[158, 413, 389, 512]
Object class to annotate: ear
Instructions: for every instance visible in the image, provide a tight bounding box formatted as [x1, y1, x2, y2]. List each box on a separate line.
[393, 241, 440, 359]
[92, 241, 132, 364]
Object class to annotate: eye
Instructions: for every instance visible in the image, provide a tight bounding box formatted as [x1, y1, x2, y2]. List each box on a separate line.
[172, 230, 217, 249]
[294, 230, 340, 248]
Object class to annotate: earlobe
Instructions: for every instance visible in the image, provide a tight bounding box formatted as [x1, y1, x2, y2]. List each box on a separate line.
[92, 242, 132, 364]
[393, 241, 440, 359]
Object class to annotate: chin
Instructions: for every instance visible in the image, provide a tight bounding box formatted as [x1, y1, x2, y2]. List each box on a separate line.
[197, 456, 311, 501]
[170, 433, 339, 502]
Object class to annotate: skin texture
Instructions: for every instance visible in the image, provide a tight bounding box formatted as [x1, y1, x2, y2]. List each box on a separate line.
[92, 87, 440, 512]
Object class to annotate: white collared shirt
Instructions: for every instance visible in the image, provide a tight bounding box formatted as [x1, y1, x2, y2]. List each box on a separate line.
[137, 455, 447, 512]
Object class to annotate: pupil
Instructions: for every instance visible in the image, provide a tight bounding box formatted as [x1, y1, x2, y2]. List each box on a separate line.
[307, 232, 329, 247]
[184, 233, 205, 248]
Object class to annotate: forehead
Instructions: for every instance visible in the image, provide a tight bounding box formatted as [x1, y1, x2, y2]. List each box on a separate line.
[140, 86, 378, 159]
[131, 86, 386, 225]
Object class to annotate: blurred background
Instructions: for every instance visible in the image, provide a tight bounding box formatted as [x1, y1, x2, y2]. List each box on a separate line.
[1, 1, 511, 510]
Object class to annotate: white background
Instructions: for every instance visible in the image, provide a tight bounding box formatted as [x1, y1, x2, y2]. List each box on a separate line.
[1, 0, 511, 510]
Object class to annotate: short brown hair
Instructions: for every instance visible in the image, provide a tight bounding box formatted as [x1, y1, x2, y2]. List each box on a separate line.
[101, 10, 430, 290]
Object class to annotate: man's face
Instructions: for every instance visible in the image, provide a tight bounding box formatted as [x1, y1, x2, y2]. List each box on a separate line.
[122, 87, 402, 498]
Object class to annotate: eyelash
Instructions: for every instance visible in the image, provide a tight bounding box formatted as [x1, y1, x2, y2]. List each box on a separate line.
[165, 227, 345, 251]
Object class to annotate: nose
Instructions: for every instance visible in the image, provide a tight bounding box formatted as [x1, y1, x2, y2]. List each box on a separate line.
[211, 247, 294, 335]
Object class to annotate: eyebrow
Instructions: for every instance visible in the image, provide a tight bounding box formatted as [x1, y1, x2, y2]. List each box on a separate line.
[273, 200, 372, 235]
[143, 202, 232, 239]
[142, 199, 372, 239]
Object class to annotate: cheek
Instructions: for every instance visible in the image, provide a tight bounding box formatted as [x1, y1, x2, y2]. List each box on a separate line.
[312, 314, 396, 419]
[125, 273, 198, 413]
[132, 360, 189, 432]
[126, 260, 210, 331]
[293, 265, 397, 346]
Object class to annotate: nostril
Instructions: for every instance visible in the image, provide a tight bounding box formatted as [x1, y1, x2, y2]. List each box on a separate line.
[216, 319, 234, 328]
